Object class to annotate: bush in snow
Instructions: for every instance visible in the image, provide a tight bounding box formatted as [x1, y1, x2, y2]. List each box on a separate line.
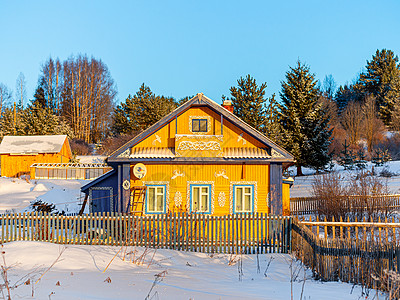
[30, 199, 63, 214]
[312, 171, 391, 221]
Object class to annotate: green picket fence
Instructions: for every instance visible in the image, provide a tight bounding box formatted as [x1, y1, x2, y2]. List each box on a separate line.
[0, 212, 292, 254]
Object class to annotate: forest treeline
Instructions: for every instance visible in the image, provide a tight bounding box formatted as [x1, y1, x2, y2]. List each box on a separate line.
[1, 49, 399, 175]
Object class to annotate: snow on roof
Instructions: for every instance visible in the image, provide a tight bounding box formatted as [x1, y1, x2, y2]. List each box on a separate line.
[0, 135, 68, 154]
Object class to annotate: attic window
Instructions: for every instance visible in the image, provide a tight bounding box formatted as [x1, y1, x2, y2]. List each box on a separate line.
[192, 119, 208, 133]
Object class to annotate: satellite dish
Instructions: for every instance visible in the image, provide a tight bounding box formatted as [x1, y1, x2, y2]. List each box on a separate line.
[133, 163, 147, 179]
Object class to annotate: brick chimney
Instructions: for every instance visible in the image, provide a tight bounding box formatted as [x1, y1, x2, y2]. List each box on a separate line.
[222, 100, 233, 113]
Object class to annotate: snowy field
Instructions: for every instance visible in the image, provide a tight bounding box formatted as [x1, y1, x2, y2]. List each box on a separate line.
[0, 178, 85, 214]
[1, 241, 384, 300]
[290, 161, 400, 198]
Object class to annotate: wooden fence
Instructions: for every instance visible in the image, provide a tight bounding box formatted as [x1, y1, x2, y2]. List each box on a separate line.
[0, 212, 292, 254]
[290, 194, 400, 215]
[292, 218, 400, 295]
[290, 197, 319, 215]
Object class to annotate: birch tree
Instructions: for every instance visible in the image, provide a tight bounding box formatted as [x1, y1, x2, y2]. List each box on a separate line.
[39, 57, 63, 113]
[0, 83, 12, 118]
[61, 55, 116, 143]
[15, 72, 26, 108]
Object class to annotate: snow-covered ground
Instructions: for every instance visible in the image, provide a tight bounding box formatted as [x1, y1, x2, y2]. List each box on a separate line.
[290, 161, 400, 197]
[0, 155, 107, 214]
[76, 155, 107, 163]
[0, 161, 398, 299]
[1, 241, 383, 300]
[0, 178, 86, 214]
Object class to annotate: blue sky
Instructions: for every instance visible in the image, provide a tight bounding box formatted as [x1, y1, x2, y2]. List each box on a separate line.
[1, 0, 400, 105]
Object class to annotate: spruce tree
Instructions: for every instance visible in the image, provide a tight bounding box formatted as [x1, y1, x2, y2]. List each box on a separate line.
[338, 140, 356, 170]
[112, 84, 177, 135]
[228, 74, 279, 140]
[229, 75, 267, 132]
[355, 149, 367, 170]
[33, 79, 46, 108]
[0, 107, 24, 137]
[20, 103, 74, 137]
[334, 84, 363, 115]
[359, 49, 400, 126]
[278, 61, 332, 175]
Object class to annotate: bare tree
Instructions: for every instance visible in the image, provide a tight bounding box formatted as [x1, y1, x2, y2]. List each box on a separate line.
[363, 94, 385, 153]
[391, 97, 400, 131]
[61, 55, 116, 143]
[40, 57, 63, 113]
[341, 101, 364, 146]
[15, 72, 26, 107]
[322, 74, 337, 100]
[0, 84, 12, 118]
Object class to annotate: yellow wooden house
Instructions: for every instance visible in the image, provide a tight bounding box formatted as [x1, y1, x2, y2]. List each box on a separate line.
[81, 94, 294, 215]
[0, 135, 72, 178]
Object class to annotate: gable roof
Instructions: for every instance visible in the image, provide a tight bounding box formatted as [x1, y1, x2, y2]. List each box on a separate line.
[108, 93, 294, 165]
[0, 135, 69, 154]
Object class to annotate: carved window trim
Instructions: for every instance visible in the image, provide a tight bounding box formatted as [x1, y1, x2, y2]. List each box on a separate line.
[186, 181, 215, 214]
[142, 181, 170, 214]
[229, 181, 258, 214]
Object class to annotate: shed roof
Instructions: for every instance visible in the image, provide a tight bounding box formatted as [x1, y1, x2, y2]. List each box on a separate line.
[0, 135, 69, 154]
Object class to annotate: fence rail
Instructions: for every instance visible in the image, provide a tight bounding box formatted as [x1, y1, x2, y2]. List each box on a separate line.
[0, 212, 291, 254]
[290, 194, 400, 215]
[300, 217, 400, 244]
[292, 218, 400, 295]
[30, 163, 112, 180]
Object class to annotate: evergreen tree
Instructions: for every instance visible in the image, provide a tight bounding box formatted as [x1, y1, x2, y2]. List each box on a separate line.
[20, 103, 74, 137]
[32, 79, 46, 108]
[278, 61, 332, 175]
[177, 95, 194, 106]
[228, 74, 279, 141]
[355, 149, 367, 170]
[337, 140, 356, 170]
[112, 84, 177, 135]
[262, 94, 282, 142]
[358, 49, 400, 126]
[0, 107, 24, 137]
[229, 75, 268, 133]
[334, 84, 363, 115]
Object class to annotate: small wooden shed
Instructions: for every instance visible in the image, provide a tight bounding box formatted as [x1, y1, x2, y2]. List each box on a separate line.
[0, 135, 72, 177]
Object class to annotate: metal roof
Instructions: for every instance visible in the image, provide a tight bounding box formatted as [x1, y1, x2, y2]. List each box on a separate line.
[0, 135, 68, 154]
[126, 147, 275, 159]
[108, 93, 295, 165]
[130, 147, 175, 158]
[223, 147, 271, 159]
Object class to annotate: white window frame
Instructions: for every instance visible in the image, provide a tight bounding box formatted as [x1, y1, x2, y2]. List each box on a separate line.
[146, 185, 166, 214]
[234, 185, 254, 213]
[190, 184, 211, 213]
